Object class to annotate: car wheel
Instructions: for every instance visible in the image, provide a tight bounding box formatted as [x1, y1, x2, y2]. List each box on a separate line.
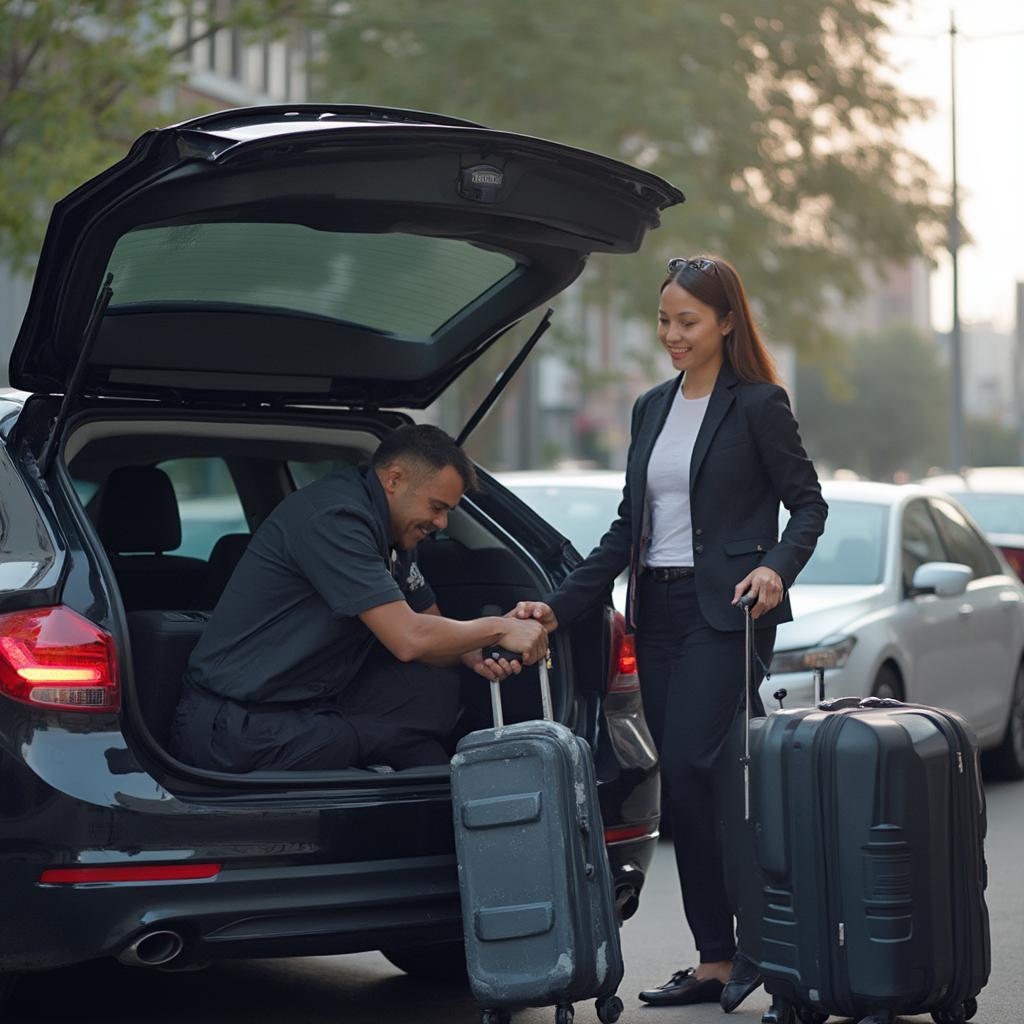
[871, 664, 904, 702]
[981, 662, 1024, 781]
[381, 941, 468, 982]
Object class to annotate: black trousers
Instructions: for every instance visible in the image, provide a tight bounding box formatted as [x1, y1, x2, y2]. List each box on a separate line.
[635, 572, 774, 964]
[171, 645, 461, 772]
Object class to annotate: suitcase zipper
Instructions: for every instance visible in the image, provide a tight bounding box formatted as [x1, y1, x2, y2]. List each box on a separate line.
[815, 712, 852, 1014]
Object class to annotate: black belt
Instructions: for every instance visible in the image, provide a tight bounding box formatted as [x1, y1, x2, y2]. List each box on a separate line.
[648, 566, 695, 581]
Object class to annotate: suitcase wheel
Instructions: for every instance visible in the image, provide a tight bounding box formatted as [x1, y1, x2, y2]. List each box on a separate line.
[761, 1004, 796, 1024]
[555, 1004, 574, 1024]
[795, 1007, 828, 1024]
[931, 1000, 977, 1024]
[595, 994, 623, 1023]
[480, 1010, 512, 1024]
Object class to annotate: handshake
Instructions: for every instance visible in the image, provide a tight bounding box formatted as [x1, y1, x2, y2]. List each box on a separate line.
[466, 601, 560, 683]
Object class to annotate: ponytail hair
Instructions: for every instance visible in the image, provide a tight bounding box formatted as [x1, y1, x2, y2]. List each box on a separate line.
[661, 255, 780, 386]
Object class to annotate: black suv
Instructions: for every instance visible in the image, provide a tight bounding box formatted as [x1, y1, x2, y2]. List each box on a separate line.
[0, 105, 682, 1009]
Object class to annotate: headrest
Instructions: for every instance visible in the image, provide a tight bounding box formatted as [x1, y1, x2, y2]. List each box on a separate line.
[95, 466, 182, 554]
[194, 533, 252, 609]
[207, 532, 252, 570]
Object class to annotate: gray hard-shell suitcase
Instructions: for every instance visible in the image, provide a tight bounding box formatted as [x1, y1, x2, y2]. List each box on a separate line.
[450, 657, 625, 1024]
[731, 597, 991, 1024]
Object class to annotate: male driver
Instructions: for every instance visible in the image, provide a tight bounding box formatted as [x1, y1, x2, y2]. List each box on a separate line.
[170, 425, 547, 772]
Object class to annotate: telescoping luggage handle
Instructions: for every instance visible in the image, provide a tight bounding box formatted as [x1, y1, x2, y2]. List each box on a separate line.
[483, 645, 554, 727]
[738, 594, 825, 821]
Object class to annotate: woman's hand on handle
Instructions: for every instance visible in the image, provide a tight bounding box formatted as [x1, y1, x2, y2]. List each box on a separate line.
[510, 601, 559, 633]
[732, 567, 784, 620]
[496, 617, 549, 666]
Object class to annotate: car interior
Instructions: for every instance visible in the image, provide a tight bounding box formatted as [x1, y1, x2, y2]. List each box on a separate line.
[63, 418, 558, 767]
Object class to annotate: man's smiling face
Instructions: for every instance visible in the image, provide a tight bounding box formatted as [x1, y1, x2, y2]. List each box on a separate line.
[379, 459, 464, 550]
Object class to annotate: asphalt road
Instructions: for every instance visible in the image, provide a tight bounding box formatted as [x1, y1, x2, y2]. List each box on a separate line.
[6, 779, 1022, 1024]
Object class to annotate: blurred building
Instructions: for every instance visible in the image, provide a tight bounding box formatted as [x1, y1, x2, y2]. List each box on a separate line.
[828, 257, 932, 338]
[963, 323, 1015, 428]
[0, 8, 317, 379]
[1017, 283, 1024, 452]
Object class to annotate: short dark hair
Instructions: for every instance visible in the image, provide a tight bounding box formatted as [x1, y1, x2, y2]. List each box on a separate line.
[372, 424, 478, 492]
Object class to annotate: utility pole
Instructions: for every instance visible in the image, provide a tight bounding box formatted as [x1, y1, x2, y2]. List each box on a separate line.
[949, 9, 966, 472]
[1016, 282, 1024, 462]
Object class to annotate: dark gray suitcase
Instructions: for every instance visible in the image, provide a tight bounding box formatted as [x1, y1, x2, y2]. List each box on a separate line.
[731, 598, 991, 1024]
[450, 658, 624, 1024]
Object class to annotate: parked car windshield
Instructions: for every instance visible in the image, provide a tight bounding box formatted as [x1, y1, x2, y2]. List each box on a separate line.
[105, 224, 517, 339]
[788, 499, 889, 585]
[510, 485, 622, 557]
[950, 492, 1024, 536]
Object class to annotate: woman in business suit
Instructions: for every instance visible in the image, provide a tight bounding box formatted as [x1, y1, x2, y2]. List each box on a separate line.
[516, 255, 827, 1012]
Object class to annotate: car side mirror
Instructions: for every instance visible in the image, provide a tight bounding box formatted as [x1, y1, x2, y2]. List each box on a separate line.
[910, 562, 972, 598]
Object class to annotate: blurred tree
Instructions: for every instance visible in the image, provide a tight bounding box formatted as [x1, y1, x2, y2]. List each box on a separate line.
[795, 324, 950, 479]
[0, 0, 316, 272]
[320, 0, 944, 360]
[965, 418, 1021, 467]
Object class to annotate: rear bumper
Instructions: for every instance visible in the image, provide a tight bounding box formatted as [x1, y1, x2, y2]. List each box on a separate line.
[6, 854, 463, 972]
[0, 698, 660, 972]
[8, 838, 656, 972]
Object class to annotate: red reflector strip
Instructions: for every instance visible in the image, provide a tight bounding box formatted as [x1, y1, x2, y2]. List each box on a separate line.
[39, 863, 222, 884]
[603, 824, 657, 845]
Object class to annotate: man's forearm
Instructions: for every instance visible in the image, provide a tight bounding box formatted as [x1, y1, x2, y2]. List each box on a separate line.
[397, 614, 506, 664]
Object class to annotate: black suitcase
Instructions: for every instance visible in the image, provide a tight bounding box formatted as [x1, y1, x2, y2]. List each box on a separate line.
[732, 597, 991, 1024]
[450, 656, 625, 1024]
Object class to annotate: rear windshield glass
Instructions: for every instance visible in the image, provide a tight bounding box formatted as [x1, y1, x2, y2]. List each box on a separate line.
[104, 224, 517, 339]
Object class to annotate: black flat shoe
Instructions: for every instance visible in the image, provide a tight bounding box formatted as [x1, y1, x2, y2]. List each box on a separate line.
[639, 967, 725, 1006]
[720, 955, 764, 1013]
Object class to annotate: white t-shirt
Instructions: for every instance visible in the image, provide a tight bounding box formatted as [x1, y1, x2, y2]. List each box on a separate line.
[644, 388, 710, 567]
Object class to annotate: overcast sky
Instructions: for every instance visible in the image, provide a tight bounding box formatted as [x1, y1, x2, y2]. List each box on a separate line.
[884, 1, 1024, 333]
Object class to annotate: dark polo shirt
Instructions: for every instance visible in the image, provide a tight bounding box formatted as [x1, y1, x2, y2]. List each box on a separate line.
[184, 466, 436, 705]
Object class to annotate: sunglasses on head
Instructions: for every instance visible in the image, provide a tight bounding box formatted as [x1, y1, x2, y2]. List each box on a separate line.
[667, 256, 716, 275]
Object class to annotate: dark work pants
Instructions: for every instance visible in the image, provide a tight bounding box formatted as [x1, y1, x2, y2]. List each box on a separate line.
[635, 572, 774, 964]
[171, 645, 461, 772]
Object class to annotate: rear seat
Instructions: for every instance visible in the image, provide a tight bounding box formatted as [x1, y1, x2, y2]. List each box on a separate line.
[127, 610, 209, 745]
[96, 467, 206, 611]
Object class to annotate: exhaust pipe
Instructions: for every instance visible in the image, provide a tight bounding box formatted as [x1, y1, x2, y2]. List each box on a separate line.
[118, 929, 185, 968]
[614, 884, 640, 921]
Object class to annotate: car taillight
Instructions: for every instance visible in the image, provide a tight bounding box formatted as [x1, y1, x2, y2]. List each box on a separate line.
[607, 610, 640, 694]
[603, 824, 658, 845]
[999, 545, 1024, 583]
[0, 606, 120, 712]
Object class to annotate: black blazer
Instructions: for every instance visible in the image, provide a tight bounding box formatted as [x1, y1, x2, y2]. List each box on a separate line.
[546, 361, 828, 633]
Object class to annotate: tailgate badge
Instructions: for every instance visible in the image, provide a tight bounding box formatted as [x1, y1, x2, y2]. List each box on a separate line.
[460, 164, 505, 203]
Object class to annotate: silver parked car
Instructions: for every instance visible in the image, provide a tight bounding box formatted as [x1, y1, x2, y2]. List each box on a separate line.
[772, 480, 1024, 778]
[922, 467, 1024, 582]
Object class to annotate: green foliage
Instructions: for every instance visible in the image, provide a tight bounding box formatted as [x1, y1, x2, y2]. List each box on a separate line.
[321, 0, 944, 359]
[0, 0, 315, 272]
[795, 323, 952, 479]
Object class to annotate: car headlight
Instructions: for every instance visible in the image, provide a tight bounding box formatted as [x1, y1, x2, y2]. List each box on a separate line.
[770, 636, 857, 674]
